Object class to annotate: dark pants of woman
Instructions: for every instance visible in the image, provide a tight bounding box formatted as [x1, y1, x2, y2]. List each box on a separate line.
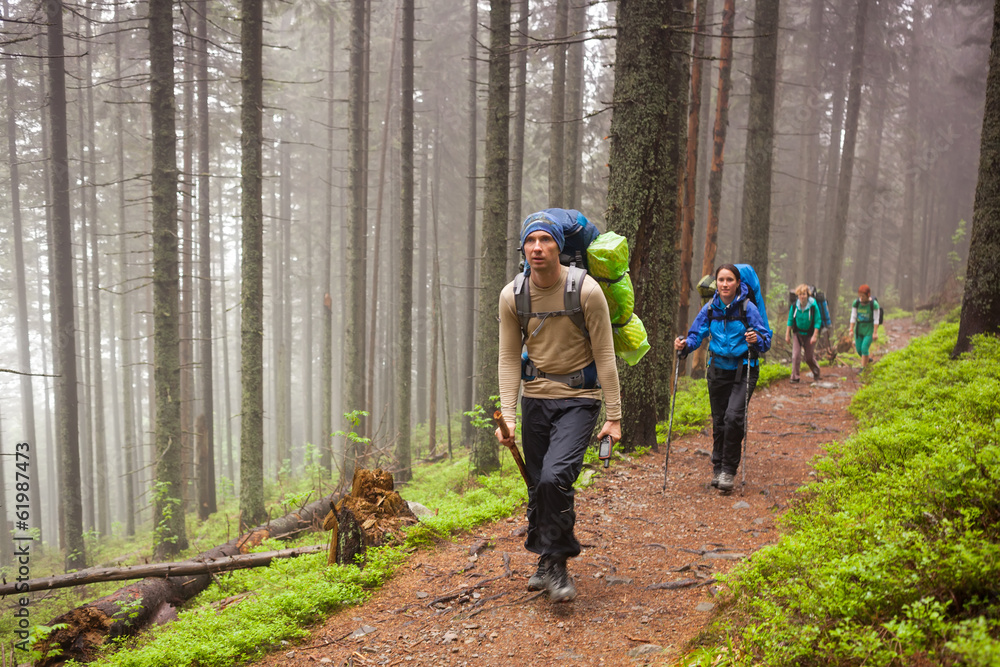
[520, 397, 601, 561]
[706, 364, 759, 476]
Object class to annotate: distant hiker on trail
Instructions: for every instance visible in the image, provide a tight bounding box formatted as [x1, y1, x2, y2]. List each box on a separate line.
[850, 284, 881, 370]
[495, 210, 622, 603]
[674, 264, 772, 493]
[785, 283, 822, 383]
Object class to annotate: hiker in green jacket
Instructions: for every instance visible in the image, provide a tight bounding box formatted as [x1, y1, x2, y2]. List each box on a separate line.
[849, 284, 880, 369]
[785, 284, 822, 383]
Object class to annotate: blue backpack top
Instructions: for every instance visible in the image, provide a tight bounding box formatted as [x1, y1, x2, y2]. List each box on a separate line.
[733, 263, 770, 333]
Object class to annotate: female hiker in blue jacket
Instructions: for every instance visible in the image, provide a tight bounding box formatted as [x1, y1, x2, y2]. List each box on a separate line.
[674, 264, 772, 492]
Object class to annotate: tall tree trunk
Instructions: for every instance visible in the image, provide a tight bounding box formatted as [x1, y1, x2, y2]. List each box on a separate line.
[738, 0, 780, 291]
[508, 0, 529, 275]
[953, 0, 1000, 356]
[852, 53, 888, 290]
[276, 140, 290, 471]
[548, 0, 569, 208]
[47, 0, 86, 570]
[323, 13, 336, 472]
[678, 0, 709, 336]
[793, 0, 823, 283]
[396, 0, 415, 481]
[462, 0, 479, 446]
[150, 0, 188, 559]
[0, 408, 12, 566]
[218, 222, 235, 484]
[342, 0, 368, 483]
[824, 0, 871, 324]
[197, 0, 216, 517]
[692, 0, 735, 378]
[416, 131, 430, 427]
[898, 0, 921, 311]
[115, 4, 137, 534]
[432, 118, 454, 459]
[472, 0, 510, 474]
[239, 0, 267, 527]
[5, 0, 41, 543]
[564, 0, 586, 208]
[179, 27, 196, 511]
[606, 0, 685, 448]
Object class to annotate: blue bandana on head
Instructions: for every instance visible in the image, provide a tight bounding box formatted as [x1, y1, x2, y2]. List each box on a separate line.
[519, 211, 565, 252]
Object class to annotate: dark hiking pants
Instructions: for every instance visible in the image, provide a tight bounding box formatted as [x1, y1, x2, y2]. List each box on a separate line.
[706, 364, 759, 476]
[520, 397, 601, 561]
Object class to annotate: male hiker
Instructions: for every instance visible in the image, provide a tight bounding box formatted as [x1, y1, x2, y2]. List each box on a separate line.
[495, 210, 621, 603]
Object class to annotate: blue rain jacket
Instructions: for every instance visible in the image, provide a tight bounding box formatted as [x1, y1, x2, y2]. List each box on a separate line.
[683, 282, 772, 370]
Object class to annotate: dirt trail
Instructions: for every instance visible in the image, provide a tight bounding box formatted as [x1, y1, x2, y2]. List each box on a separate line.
[256, 319, 928, 667]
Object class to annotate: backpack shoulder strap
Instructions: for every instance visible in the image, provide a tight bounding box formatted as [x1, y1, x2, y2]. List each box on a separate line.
[513, 272, 531, 345]
[564, 266, 589, 340]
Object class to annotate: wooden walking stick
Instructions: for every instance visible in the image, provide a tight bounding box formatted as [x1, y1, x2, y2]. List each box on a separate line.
[493, 410, 531, 487]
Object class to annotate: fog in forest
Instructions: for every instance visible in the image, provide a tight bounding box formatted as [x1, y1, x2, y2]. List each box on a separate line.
[0, 0, 993, 563]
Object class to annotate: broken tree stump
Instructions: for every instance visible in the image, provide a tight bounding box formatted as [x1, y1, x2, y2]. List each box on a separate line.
[325, 468, 418, 566]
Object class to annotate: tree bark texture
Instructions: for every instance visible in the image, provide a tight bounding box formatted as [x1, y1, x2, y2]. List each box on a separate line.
[564, 0, 587, 209]
[692, 0, 735, 378]
[738, 0, 780, 292]
[239, 0, 267, 527]
[793, 0, 824, 283]
[508, 0, 529, 276]
[852, 51, 888, 290]
[606, 0, 685, 448]
[954, 0, 1000, 355]
[397, 0, 415, 481]
[462, 0, 479, 446]
[343, 0, 368, 483]
[473, 0, 510, 474]
[824, 0, 871, 324]
[898, 0, 922, 311]
[149, 0, 188, 558]
[323, 13, 337, 472]
[548, 0, 569, 208]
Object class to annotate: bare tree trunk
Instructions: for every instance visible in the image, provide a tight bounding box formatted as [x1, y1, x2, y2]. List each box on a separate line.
[219, 221, 235, 485]
[852, 52, 888, 290]
[564, 0, 586, 209]
[342, 0, 369, 483]
[416, 131, 430, 428]
[322, 13, 337, 473]
[678, 0, 709, 337]
[898, 0, 922, 311]
[825, 0, 871, 323]
[548, 0, 569, 208]
[692, 0, 735, 378]
[239, 0, 267, 527]
[462, 0, 479, 446]
[46, 0, 86, 571]
[432, 118, 454, 459]
[0, 408, 12, 566]
[793, 0, 823, 283]
[738, 0, 780, 290]
[953, 0, 1000, 356]
[396, 0, 416, 481]
[472, 0, 510, 474]
[508, 0, 529, 275]
[4, 0, 41, 543]
[179, 27, 196, 511]
[196, 0, 216, 517]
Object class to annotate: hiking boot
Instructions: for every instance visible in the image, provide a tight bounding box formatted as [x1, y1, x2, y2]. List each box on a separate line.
[711, 470, 721, 488]
[790, 377, 800, 384]
[717, 472, 735, 492]
[812, 370, 821, 380]
[527, 556, 551, 591]
[547, 559, 577, 602]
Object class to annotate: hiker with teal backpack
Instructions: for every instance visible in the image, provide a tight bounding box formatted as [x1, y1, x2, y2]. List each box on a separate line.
[674, 264, 772, 492]
[850, 284, 881, 369]
[495, 209, 622, 603]
[785, 283, 822, 383]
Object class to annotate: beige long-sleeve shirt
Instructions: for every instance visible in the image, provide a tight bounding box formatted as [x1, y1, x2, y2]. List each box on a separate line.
[498, 265, 622, 426]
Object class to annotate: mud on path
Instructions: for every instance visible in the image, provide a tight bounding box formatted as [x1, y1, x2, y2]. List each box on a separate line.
[256, 319, 928, 667]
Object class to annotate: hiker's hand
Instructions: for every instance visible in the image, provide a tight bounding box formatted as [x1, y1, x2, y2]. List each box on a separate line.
[674, 337, 687, 352]
[597, 420, 621, 444]
[785, 330, 791, 343]
[873, 329, 879, 342]
[810, 333, 818, 345]
[745, 330, 758, 345]
[495, 422, 515, 448]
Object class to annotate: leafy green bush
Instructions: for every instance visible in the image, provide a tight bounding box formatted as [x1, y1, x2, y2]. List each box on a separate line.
[697, 323, 1000, 665]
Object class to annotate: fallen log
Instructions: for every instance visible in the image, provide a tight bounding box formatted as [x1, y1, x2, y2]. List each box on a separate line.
[0, 545, 324, 597]
[34, 492, 342, 666]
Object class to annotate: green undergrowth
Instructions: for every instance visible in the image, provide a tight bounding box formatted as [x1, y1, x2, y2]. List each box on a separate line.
[685, 323, 1000, 666]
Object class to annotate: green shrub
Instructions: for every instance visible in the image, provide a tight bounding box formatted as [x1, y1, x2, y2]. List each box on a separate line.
[694, 323, 1000, 665]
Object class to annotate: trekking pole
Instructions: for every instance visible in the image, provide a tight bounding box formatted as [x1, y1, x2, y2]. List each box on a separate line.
[662, 349, 686, 491]
[493, 410, 531, 488]
[741, 349, 757, 494]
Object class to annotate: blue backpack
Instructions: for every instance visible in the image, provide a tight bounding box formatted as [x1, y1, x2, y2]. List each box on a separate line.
[733, 263, 770, 333]
[519, 208, 600, 271]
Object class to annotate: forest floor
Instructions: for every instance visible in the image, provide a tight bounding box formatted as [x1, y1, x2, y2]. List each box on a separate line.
[254, 317, 930, 667]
